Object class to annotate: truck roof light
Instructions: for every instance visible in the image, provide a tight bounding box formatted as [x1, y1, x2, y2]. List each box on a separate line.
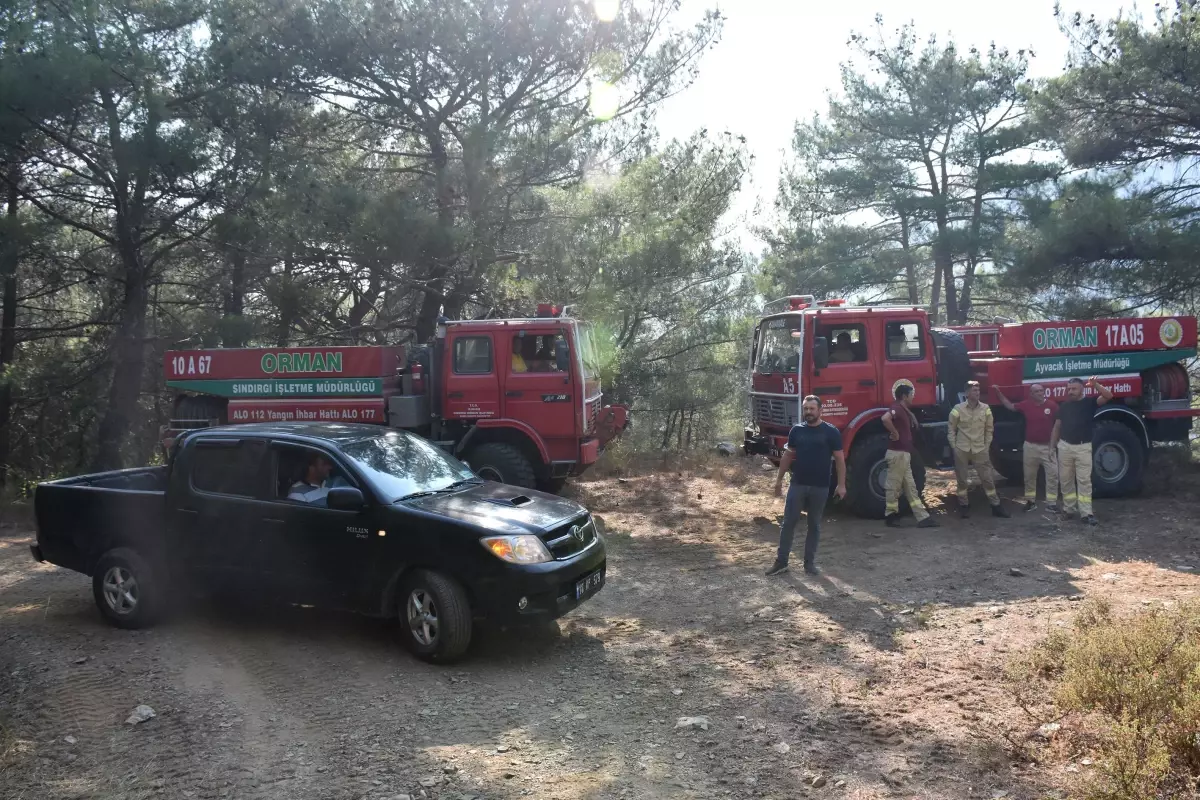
[819, 298, 847, 307]
[787, 295, 816, 311]
[536, 304, 561, 318]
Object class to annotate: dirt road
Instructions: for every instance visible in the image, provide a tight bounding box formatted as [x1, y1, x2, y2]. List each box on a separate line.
[3, 461, 1199, 800]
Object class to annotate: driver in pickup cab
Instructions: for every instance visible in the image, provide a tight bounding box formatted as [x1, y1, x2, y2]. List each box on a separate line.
[289, 453, 333, 506]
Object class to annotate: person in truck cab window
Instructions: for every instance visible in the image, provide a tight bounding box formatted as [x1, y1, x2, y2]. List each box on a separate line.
[289, 454, 333, 506]
[829, 332, 855, 363]
[1051, 376, 1113, 526]
[766, 394, 847, 577]
[511, 336, 530, 373]
[881, 384, 937, 529]
[949, 381, 1010, 520]
[994, 383, 1060, 513]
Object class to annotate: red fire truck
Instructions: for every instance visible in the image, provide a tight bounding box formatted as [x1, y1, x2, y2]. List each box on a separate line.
[743, 296, 1199, 517]
[161, 305, 628, 492]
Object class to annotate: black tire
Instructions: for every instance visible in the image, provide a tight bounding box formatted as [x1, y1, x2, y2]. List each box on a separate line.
[398, 569, 473, 664]
[931, 328, 971, 410]
[846, 432, 926, 519]
[994, 457, 1024, 485]
[1092, 420, 1146, 498]
[466, 442, 537, 488]
[92, 548, 162, 630]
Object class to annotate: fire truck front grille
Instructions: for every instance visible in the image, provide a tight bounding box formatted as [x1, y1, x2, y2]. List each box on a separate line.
[586, 398, 600, 433]
[753, 396, 798, 428]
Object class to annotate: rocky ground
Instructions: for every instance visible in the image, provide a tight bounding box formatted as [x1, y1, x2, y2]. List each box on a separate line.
[3, 458, 1200, 800]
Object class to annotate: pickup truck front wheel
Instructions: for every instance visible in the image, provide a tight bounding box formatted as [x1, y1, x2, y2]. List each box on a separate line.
[399, 570, 473, 663]
[92, 548, 161, 630]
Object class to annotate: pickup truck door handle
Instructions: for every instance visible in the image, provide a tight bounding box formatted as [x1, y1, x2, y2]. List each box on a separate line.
[916, 377, 934, 384]
[177, 508, 198, 516]
[262, 517, 285, 525]
[813, 386, 841, 394]
[448, 391, 464, 399]
[505, 390, 522, 397]
[859, 380, 877, 387]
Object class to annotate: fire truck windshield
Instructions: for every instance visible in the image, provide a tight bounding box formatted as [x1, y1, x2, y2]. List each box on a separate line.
[755, 319, 802, 375]
[577, 323, 602, 380]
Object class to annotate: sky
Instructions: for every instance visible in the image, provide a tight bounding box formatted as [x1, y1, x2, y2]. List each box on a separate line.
[650, 0, 1135, 247]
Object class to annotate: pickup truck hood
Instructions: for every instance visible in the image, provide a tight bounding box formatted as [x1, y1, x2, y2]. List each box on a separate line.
[407, 482, 585, 535]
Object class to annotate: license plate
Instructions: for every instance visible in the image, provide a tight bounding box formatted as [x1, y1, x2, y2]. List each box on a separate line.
[575, 568, 605, 600]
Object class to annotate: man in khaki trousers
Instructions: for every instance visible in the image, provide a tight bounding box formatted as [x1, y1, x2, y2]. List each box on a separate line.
[1051, 376, 1113, 526]
[994, 384, 1060, 511]
[948, 381, 1010, 519]
[881, 383, 937, 528]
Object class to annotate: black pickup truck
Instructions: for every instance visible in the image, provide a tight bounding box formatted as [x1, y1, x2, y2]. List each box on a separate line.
[30, 422, 606, 662]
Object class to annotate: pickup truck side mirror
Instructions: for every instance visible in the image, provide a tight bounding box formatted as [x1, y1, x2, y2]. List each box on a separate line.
[813, 336, 830, 370]
[555, 338, 570, 372]
[326, 486, 365, 511]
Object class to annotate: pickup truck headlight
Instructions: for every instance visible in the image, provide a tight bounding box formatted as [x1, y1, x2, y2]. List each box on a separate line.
[481, 535, 552, 564]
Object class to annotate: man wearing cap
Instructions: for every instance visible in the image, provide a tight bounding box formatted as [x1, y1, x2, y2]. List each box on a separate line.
[994, 383, 1060, 512]
[948, 381, 1010, 519]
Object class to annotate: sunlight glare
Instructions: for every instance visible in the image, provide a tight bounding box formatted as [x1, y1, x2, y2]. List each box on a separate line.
[593, 0, 619, 23]
[589, 82, 620, 121]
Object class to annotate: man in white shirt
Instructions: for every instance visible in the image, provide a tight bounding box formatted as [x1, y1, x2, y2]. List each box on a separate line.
[289, 454, 333, 506]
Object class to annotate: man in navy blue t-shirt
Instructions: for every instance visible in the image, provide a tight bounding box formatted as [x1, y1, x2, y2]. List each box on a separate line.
[767, 395, 846, 576]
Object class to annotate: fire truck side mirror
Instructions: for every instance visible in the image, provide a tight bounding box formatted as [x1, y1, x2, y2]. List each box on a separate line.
[813, 336, 830, 370]
[555, 338, 570, 372]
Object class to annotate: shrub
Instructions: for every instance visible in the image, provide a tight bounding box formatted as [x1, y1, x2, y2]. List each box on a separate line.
[1009, 599, 1200, 799]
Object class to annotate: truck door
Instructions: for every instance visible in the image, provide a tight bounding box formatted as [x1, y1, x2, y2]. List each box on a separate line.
[880, 318, 938, 407]
[444, 332, 500, 422]
[812, 318, 880, 424]
[502, 328, 577, 450]
[172, 438, 269, 592]
[256, 442, 379, 609]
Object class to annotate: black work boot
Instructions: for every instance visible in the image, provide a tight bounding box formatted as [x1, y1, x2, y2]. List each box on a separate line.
[803, 562, 820, 576]
[765, 561, 789, 576]
[917, 517, 939, 528]
[991, 503, 1010, 518]
[885, 513, 902, 528]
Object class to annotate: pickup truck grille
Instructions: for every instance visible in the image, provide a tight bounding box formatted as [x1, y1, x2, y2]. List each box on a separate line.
[542, 515, 598, 560]
[752, 396, 798, 428]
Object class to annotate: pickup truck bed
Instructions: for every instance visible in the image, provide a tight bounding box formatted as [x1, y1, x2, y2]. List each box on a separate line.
[33, 467, 169, 576]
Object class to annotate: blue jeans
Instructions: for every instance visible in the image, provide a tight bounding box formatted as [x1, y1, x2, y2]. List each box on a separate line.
[776, 482, 828, 567]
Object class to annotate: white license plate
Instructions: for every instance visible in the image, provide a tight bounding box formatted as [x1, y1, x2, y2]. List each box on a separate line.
[575, 568, 605, 600]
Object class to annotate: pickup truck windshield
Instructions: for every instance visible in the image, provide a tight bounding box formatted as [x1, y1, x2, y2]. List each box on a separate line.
[340, 431, 478, 502]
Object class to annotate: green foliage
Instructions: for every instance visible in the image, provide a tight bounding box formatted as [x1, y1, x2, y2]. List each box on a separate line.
[762, 19, 1058, 323]
[1009, 599, 1200, 800]
[0, 0, 736, 481]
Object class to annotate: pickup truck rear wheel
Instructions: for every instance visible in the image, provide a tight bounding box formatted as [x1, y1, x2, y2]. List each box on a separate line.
[399, 570, 473, 663]
[92, 548, 161, 630]
[466, 443, 537, 488]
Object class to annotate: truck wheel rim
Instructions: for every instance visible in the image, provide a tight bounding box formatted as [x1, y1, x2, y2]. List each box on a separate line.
[869, 460, 888, 501]
[1095, 442, 1129, 482]
[102, 566, 138, 616]
[475, 466, 504, 482]
[407, 590, 439, 646]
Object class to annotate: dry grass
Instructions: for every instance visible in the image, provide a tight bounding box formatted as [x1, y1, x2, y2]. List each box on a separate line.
[1009, 599, 1200, 800]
